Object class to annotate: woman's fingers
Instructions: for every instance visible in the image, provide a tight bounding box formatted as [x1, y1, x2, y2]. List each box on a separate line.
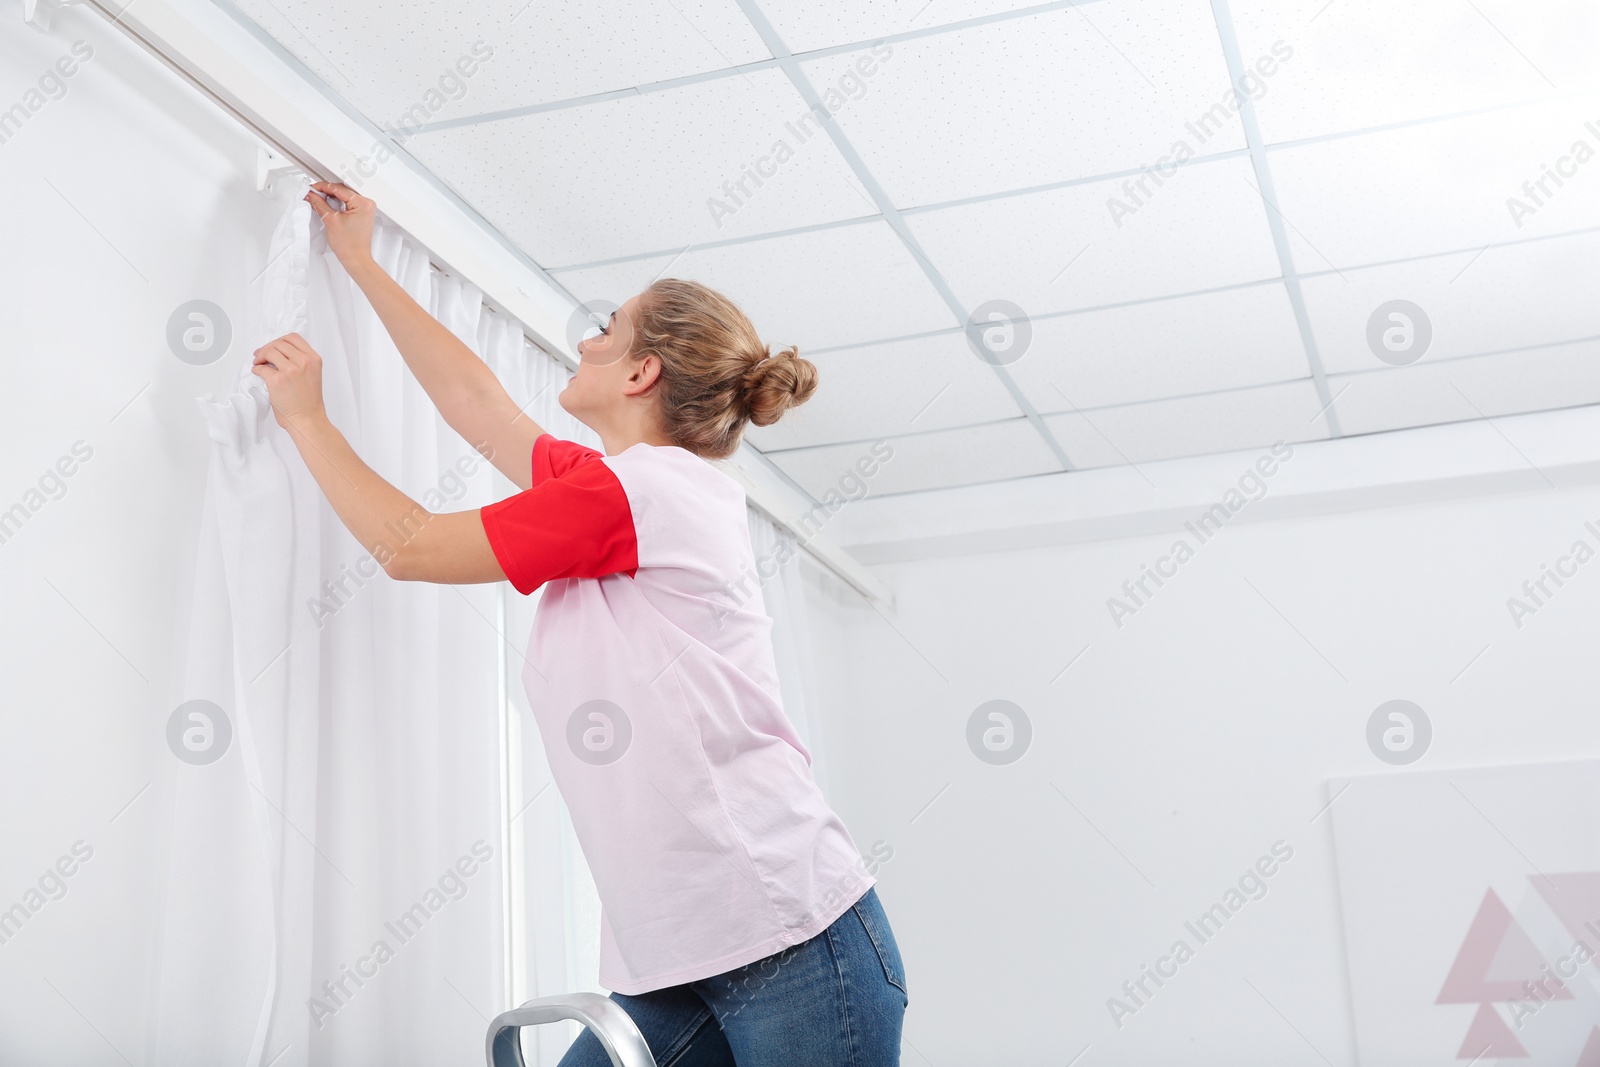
[304, 191, 337, 219]
[303, 182, 376, 266]
[280, 332, 320, 361]
[253, 338, 300, 370]
[309, 180, 362, 203]
[253, 333, 320, 368]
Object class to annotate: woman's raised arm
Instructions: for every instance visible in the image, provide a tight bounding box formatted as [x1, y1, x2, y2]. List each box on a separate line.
[304, 181, 541, 490]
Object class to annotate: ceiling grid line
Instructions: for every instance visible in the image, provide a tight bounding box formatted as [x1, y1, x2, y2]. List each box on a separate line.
[1207, 0, 1343, 439]
[757, 329, 1600, 458]
[842, 387, 1600, 502]
[731, 0, 1077, 473]
[552, 213, 884, 274]
[542, 88, 1583, 276]
[406, 0, 1110, 135]
[753, 222, 1600, 361]
[548, 149, 1258, 274]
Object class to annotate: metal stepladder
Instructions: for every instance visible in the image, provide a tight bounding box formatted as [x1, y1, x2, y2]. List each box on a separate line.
[486, 992, 658, 1067]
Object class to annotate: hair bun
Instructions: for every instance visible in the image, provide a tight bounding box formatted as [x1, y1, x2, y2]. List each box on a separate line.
[740, 345, 818, 427]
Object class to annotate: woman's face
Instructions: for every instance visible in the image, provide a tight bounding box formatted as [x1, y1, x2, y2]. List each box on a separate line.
[560, 293, 655, 424]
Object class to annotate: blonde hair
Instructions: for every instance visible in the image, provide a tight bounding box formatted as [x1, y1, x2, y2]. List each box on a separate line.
[630, 278, 818, 459]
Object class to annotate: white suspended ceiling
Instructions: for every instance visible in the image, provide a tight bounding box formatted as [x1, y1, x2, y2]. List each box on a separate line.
[218, 0, 1600, 503]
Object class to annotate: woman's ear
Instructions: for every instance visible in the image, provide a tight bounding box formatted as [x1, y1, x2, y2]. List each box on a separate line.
[626, 353, 661, 397]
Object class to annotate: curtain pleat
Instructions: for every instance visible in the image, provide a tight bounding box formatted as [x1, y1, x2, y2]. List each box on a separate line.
[160, 196, 524, 1065]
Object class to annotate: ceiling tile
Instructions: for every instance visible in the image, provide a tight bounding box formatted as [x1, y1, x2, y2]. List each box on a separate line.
[743, 332, 1023, 451]
[796, 0, 1244, 207]
[224, 0, 1600, 499]
[549, 220, 956, 353]
[1268, 92, 1600, 270]
[1007, 285, 1310, 412]
[1328, 338, 1600, 437]
[1045, 380, 1330, 468]
[764, 0, 1050, 54]
[405, 68, 876, 266]
[227, 0, 770, 121]
[767, 418, 1061, 497]
[1302, 229, 1600, 376]
[904, 155, 1283, 317]
[1231, 0, 1600, 144]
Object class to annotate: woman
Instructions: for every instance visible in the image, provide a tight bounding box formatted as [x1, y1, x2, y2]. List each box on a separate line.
[251, 181, 908, 1066]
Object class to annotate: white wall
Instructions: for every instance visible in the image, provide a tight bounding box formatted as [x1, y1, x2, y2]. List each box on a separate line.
[0, 6, 305, 1061]
[801, 445, 1600, 1066]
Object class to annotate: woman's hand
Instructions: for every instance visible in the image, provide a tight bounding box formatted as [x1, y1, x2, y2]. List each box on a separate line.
[252, 332, 327, 430]
[304, 181, 376, 267]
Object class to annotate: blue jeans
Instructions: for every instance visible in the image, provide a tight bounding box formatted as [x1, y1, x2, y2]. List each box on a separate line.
[557, 886, 908, 1067]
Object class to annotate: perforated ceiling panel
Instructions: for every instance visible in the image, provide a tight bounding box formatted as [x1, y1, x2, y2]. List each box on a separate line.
[224, 0, 1600, 504]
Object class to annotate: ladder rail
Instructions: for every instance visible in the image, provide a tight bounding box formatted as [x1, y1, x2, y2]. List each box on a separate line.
[486, 991, 657, 1067]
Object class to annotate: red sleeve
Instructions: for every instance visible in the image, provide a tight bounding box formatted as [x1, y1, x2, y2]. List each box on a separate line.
[480, 435, 638, 595]
[533, 432, 604, 485]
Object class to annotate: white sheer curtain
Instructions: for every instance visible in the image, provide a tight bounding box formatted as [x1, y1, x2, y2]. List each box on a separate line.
[157, 189, 826, 1066]
[157, 192, 578, 1065]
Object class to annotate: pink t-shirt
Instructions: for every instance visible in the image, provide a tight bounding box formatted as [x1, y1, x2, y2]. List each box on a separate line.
[480, 433, 874, 995]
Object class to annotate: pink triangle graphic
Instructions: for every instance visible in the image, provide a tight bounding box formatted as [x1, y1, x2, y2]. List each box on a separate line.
[1529, 872, 1600, 951]
[1458, 1002, 1527, 1060]
[1484, 913, 1574, 999]
[1439, 888, 1564, 1003]
[1575, 1026, 1600, 1067]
